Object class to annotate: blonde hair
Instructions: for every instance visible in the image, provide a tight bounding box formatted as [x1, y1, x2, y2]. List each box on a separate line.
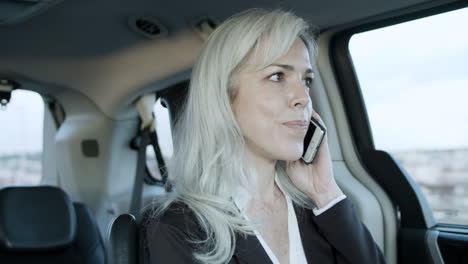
[153, 8, 317, 263]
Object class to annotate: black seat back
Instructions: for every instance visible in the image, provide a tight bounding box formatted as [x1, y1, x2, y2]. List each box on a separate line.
[0, 186, 105, 264]
[106, 214, 138, 264]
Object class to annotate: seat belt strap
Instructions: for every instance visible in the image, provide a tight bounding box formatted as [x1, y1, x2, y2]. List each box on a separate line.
[149, 130, 171, 191]
[129, 95, 156, 214]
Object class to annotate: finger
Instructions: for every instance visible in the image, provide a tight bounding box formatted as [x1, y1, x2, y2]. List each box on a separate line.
[311, 110, 326, 128]
[287, 160, 298, 168]
[286, 160, 301, 170]
[311, 109, 322, 121]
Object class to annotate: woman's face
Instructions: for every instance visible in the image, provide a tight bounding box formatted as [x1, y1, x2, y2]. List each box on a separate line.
[232, 38, 314, 162]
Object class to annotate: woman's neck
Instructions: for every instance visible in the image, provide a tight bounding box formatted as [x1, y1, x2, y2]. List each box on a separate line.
[245, 149, 279, 205]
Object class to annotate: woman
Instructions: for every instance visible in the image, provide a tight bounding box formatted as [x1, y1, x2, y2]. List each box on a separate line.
[141, 9, 386, 264]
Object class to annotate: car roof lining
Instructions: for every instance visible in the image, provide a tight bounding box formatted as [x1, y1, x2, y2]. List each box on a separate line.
[0, 0, 461, 118]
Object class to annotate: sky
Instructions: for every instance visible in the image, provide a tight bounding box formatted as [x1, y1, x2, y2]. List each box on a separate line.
[0, 90, 44, 154]
[349, 7, 468, 152]
[154, 99, 173, 157]
[1, 7, 467, 155]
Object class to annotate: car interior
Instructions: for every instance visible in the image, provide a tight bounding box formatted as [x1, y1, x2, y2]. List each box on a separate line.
[0, 0, 467, 263]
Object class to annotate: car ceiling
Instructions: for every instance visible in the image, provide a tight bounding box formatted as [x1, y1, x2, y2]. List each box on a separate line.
[0, 0, 460, 119]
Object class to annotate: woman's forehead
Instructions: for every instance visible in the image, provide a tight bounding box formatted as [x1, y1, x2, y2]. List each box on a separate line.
[242, 38, 312, 72]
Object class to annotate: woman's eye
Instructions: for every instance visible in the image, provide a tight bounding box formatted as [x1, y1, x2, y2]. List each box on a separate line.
[268, 72, 284, 82]
[304, 77, 313, 87]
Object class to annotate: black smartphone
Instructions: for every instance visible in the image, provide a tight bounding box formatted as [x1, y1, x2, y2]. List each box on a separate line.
[301, 116, 326, 164]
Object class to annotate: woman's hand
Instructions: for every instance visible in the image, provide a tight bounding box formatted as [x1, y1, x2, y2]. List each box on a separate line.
[286, 110, 344, 208]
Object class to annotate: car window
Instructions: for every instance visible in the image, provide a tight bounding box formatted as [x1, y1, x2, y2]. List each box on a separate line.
[0, 89, 44, 186]
[349, 7, 468, 225]
[146, 97, 173, 183]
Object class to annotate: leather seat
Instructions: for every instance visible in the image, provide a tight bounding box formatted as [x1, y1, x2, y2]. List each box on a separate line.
[0, 186, 105, 264]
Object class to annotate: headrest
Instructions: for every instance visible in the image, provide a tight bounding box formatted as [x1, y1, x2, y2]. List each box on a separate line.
[0, 186, 77, 252]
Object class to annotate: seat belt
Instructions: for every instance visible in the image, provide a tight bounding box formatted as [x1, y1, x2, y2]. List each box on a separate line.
[129, 94, 171, 215]
[129, 94, 156, 215]
[148, 128, 170, 189]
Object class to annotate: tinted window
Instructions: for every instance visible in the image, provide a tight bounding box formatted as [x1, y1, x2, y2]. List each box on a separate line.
[349, 8, 468, 225]
[146, 98, 173, 183]
[0, 89, 44, 186]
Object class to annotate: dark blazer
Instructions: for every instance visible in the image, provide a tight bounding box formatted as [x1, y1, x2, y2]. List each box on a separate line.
[140, 199, 386, 264]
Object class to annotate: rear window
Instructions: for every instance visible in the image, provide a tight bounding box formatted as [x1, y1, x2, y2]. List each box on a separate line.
[146, 97, 173, 184]
[349, 8, 468, 225]
[0, 89, 44, 186]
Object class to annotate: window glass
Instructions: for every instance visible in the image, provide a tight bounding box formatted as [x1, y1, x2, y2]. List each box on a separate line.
[0, 89, 44, 186]
[146, 98, 173, 183]
[349, 8, 468, 225]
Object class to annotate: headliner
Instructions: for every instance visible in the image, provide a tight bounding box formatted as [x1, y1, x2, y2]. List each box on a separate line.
[0, 0, 460, 118]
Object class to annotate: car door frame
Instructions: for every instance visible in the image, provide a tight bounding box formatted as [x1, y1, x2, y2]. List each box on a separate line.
[329, 2, 468, 263]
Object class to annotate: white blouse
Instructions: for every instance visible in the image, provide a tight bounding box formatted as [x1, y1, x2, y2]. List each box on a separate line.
[233, 178, 346, 264]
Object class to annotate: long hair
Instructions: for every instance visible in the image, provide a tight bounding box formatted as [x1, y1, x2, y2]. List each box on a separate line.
[153, 8, 317, 263]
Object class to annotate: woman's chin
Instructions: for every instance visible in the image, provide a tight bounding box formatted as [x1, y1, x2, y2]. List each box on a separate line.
[277, 149, 303, 162]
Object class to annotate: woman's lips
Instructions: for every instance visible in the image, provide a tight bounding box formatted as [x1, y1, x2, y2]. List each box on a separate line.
[282, 120, 308, 134]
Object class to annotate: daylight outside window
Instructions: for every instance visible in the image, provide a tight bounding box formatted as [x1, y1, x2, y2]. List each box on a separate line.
[349, 8, 468, 225]
[0, 89, 44, 186]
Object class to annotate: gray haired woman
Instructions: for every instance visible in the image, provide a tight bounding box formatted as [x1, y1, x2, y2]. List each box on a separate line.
[141, 8, 386, 264]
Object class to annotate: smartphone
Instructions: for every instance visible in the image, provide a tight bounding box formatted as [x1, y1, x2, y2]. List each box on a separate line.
[301, 116, 326, 164]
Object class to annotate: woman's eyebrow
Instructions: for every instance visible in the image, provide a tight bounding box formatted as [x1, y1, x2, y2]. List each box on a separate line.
[270, 63, 314, 74]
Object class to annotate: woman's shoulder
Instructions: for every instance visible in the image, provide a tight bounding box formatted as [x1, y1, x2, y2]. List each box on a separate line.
[141, 201, 201, 237]
[140, 201, 206, 263]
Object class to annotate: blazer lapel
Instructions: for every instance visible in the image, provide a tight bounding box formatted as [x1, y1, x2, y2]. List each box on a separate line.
[294, 203, 316, 262]
[230, 204, 334, 263]
[231, 233, 273, 264]
[293, 203, 337, 264]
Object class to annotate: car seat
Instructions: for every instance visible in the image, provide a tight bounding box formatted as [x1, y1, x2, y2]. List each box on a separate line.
[0, 186, 105, 264]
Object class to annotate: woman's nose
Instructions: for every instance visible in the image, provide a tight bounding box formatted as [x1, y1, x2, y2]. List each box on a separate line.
[289, 79, 310, 109]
